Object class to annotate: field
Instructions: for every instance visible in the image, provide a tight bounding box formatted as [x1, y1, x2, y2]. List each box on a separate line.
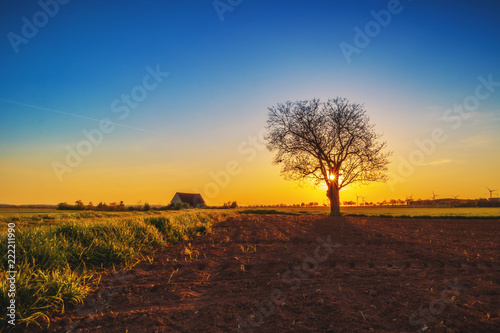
[2, 209, 499, 332]
[2, 206, 500, 220]
[0, 208, 61, 218]
[243, 206, 500, 218]
[0, 209, 235, 330]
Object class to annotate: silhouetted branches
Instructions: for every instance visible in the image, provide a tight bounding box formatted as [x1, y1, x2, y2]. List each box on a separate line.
[266, 97, 391, 214]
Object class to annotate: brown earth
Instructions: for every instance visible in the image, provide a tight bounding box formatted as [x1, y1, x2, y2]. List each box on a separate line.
[25, 215, 499, 332]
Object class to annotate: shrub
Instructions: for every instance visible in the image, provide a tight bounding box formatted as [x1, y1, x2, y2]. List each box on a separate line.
[222, 201, 238, 209]
[160, 202, 191, 210]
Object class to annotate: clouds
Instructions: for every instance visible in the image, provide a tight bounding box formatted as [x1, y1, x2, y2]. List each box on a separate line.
[1, 1, 499, 204]
[459, 134, 497, 148]
[420, 159, 453, 166]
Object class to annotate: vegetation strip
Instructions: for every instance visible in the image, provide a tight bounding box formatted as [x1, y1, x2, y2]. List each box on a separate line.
[344, 213, 500, 220]
[238, 209, 300, 216]
[0, 211, 230, 329]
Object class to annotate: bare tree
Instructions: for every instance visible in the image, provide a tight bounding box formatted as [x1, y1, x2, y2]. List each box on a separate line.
[265, 98, 391, 215]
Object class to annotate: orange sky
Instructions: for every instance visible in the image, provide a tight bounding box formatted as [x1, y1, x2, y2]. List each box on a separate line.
[1, 100, 499, 206]
[1, 2, 499, 206]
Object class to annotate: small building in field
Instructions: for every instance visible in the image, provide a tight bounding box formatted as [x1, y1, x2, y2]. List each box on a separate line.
[170, 192, 206, 208]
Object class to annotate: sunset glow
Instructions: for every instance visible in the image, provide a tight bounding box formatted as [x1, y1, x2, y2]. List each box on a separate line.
[0, 1, 499, 206]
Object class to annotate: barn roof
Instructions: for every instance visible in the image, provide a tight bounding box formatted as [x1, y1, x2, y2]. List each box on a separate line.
[173, 192, 205, 206]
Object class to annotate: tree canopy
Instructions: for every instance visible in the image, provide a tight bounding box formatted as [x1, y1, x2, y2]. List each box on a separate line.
[265, 97, 391, 215]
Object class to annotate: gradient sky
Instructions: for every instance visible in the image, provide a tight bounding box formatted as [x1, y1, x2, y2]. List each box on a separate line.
[1, 0, 499, 205]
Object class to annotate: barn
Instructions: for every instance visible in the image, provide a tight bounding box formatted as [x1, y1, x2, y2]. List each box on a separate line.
[170, 192, 206, 208]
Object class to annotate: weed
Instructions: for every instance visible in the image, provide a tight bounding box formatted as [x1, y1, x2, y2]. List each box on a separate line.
[0, 210, 226, 329]
[168, 269, 179, 284]
[184, 243, 199, 260]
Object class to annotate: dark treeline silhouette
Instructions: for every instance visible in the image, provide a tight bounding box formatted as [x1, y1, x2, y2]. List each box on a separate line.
[202, 201, 239, 210]
[402, 198, 499, 208]
[57, 200, 156, 211]
[223, 201, 238, 209]
[245, 202, 321, 208]
[56, 200, 213, 212]
[246, 198, 500, 208]
[55, 197, 499, 212]
[0, 204, 57, 208]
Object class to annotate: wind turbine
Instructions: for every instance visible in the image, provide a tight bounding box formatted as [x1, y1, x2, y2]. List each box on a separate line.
[405, 194, 413, 205]
[486, 187, 497, 199]
[432, 191, 439, 201]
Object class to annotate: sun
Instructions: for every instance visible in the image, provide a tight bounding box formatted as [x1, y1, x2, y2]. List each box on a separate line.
[327, 171, 345, 184]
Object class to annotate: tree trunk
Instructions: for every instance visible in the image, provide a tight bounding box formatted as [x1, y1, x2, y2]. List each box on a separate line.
[327, 181, 341, 215]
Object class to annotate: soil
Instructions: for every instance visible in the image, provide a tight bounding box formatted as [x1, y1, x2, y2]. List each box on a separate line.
[25, 215, 499, 332]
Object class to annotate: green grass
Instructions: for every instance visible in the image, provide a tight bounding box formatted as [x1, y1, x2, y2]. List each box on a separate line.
[238, 209, 299, 216]
[0, 206, 497, 328]
[344, 213, 500, 219]
[0, 208, 62, 218]
[340, 206, 500, 218]
[0, 210, 232, 329]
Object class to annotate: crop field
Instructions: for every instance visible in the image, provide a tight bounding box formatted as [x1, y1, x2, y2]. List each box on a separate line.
[0, 209, 236, 330]
[241, 206, 500, 218]
[1, 209, 499, 332]
[0, 208, 61, 218]
[2, 206, 500, 221]
[339, 206, 500, 218]
[0, 209, 224, 233]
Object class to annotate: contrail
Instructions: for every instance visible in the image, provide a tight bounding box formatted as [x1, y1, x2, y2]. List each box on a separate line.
[0, 97, 170, 137]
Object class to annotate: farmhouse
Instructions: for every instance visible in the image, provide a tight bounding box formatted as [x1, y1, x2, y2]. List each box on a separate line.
[170, 192, 206, 208]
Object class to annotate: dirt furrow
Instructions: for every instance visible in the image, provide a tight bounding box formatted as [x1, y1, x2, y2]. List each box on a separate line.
[25, 215, 499, 333]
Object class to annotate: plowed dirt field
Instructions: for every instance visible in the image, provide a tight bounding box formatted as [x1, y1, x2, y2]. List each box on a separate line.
[28, 215, 499, 332]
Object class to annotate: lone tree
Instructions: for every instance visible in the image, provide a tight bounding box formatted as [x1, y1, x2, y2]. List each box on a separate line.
[265, 98, 391, 215]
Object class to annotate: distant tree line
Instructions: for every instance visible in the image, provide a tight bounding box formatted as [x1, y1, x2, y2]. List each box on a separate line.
[57, 200, 151, 211]
[245, 202, 320, 208]
[202, 201, 239, 209]
[404, 198, 499, 207]
[340, 198, 500, 207]
[223, 201, 238, 209]
[161, 202, 190, 210]
[473, 199, 500, 207]
[54, 197, 500, 212]
[56, 200, 212, 212]
[243, 198, 500, 208]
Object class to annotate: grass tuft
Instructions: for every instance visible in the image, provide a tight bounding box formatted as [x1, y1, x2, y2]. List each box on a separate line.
[0, 211, 226, 329]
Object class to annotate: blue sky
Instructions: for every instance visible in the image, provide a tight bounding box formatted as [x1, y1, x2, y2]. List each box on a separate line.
[1, 0, 499, 204]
